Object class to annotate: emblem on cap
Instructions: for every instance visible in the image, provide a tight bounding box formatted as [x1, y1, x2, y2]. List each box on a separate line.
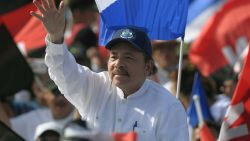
[120, 29, 135, 39]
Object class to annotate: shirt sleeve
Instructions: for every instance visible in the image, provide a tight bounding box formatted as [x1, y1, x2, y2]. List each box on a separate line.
[44, 37, 110, 117]
[156, 102, 189, 141]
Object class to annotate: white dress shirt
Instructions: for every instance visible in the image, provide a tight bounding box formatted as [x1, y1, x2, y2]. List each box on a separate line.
[45, 38, 189, 141]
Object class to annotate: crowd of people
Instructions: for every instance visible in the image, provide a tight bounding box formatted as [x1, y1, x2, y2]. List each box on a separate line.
[0, 0, 240, 141]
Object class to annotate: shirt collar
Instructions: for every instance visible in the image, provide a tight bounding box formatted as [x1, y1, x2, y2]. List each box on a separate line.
[116, 80, 149, 100]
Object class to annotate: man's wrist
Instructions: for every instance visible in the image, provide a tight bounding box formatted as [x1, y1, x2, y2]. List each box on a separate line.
[48, 34, 64, 44]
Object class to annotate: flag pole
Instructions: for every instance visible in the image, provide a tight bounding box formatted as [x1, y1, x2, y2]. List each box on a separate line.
[193, 95, 204, 128]
[176, 38, 184, 99]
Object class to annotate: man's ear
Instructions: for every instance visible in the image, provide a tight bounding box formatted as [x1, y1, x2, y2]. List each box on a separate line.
[145, 60, 153, 76]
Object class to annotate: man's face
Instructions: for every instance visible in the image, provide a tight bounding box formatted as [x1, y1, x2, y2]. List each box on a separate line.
[108, 42, 151, 95]
[222, 79, 236, 98]
[153, 46, 177, 70]
[47, 93, 73, 119]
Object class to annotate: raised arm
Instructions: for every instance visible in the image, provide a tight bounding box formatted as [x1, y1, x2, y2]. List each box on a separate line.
[30, 0, 65, 44]
[30, 0, 110, 117]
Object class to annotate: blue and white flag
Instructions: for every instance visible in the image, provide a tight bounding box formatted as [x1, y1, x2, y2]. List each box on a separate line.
[95, 0, 189, 45]
[187, 72, 214, 127]
[185, 0, 225, 42]
[187, 0, 222, 24]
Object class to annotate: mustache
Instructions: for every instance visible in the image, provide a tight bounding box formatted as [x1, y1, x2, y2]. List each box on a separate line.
[113, 69, 128, 75]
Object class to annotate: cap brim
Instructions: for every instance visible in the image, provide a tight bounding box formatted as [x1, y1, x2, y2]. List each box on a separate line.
[105, 38, 143, 52]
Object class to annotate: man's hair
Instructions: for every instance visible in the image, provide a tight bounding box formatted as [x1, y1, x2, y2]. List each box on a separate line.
[152, 40, 179, 52]
[39, 130, 60, 138]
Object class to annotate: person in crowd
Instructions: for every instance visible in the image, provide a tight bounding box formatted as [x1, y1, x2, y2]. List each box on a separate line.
[198, 74, 231, 125]
[210, 78, 236, 125]
[0, 79, 74, 141]
[179, 66, 196, 109]
[61, 119, 91, 141]
[65, 0, 107, 71]
[61, 119, 113, 141]
[30, 0, 189, 141]
[64, 0, 98, 31]
[151, 40, 179, 94]
[68, 27, 107, 72]
[35, 121, 62, 141]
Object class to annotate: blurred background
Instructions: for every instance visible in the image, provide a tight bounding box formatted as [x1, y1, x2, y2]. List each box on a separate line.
[0, 0, 249, 141]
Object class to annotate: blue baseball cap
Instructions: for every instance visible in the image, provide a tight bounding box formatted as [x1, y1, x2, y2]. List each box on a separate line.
[105, 27, 152, 56]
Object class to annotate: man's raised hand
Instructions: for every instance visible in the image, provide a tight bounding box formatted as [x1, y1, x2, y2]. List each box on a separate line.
[30, 0, 65, 43]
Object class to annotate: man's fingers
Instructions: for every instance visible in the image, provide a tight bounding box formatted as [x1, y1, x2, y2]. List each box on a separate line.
[33, 0, 46, 14]
[58, 1, 65, 15]
[48, 0, 56, 8]
[41, 0, 50, 10]
[30, 11, 43, 21]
